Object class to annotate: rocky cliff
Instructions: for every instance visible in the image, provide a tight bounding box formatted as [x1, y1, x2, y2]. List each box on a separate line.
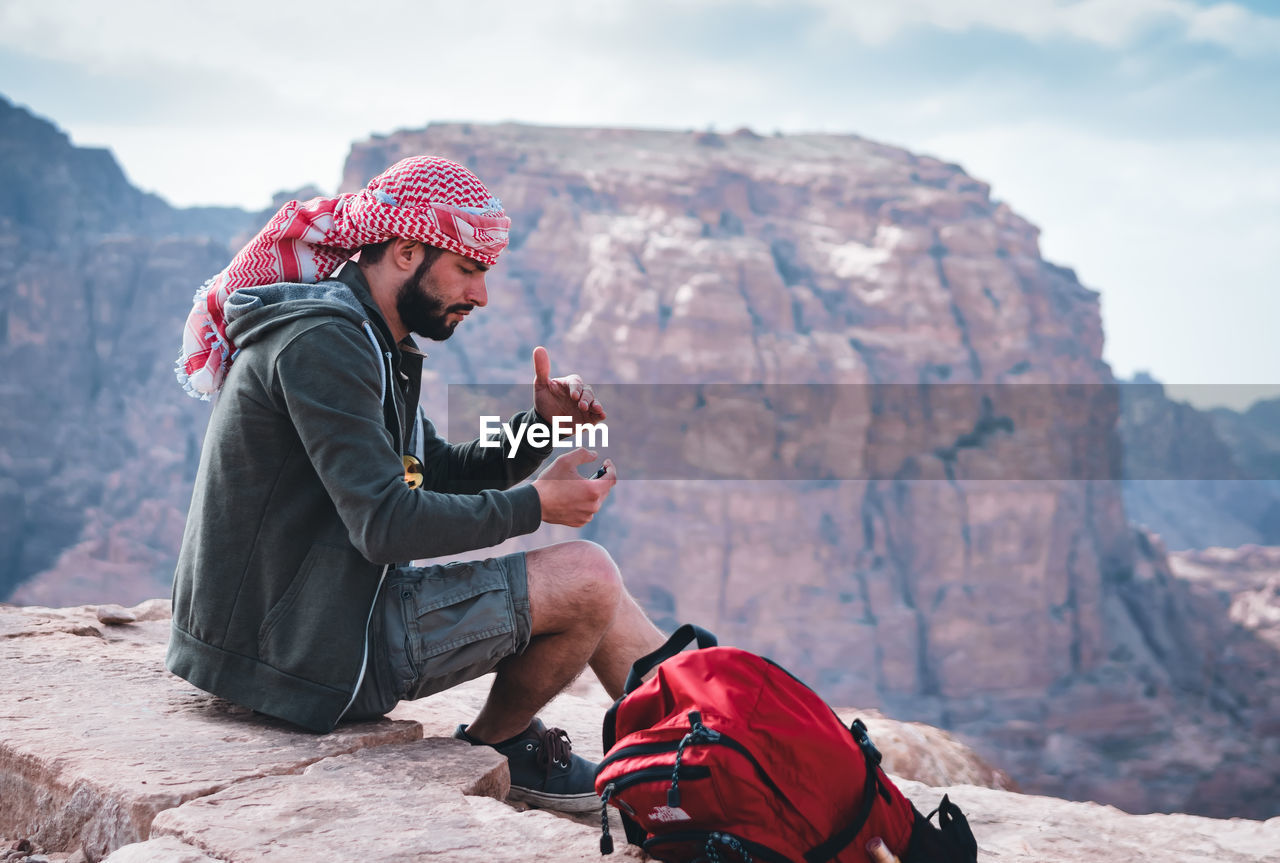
[3, 600, 1277, 863]
[341, 121, 1127, 703]
[1120, 374, 1280, 550]
[3, 102, 1278, 819]
[0, 96, 254, 604]
[340, 123, 1279, 818]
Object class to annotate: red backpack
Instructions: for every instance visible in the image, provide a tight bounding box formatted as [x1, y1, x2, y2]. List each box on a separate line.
[596, 625, 979, 862]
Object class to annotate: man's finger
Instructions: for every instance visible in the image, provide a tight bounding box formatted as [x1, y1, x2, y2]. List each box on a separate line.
[562, 374, 584, 402]
[532, 346, 551, 386]
[865, 838, 899, 863]
[556, 447, 597, 469]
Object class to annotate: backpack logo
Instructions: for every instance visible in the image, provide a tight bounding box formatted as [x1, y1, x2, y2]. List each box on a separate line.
[647, 805, 693, 822]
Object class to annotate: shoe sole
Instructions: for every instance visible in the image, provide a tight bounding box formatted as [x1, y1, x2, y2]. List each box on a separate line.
[507, 785, 602, 814]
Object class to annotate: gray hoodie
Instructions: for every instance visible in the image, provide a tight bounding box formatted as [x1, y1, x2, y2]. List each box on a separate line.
[167, 263, 548, 732]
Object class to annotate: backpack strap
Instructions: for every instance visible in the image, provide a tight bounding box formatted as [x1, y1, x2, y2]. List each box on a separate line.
[802, 719, 883, 863]
[623, 624, 718, 694]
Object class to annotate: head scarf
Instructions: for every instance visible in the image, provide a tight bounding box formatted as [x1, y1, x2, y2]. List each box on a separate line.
[176, 155, 509, 398]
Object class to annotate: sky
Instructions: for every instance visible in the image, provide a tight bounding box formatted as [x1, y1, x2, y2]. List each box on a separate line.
[1, 0, 1276, 408]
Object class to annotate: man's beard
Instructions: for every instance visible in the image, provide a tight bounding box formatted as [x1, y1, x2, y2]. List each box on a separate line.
[395, 259, 473, 341]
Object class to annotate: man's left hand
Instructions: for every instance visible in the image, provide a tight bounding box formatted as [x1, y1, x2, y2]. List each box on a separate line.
[533, 346, 606, 426]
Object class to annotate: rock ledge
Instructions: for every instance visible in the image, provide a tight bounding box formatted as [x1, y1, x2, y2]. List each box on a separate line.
[2, 601, 1276, 862]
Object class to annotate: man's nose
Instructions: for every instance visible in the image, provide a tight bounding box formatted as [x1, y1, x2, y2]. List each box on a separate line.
[469, 277, 488, 308]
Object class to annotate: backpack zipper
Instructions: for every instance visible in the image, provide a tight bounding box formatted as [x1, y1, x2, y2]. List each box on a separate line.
[608, 763, 712, 794]
[601, 713, 795, 812]
[643, 830, 797, 863]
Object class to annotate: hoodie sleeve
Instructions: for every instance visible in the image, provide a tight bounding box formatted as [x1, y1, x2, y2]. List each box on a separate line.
[272, 320, 543, 564]
[414, 408, 555, 494]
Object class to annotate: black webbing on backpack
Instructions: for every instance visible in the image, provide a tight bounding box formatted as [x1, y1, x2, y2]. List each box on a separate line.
[903, 795, 979, 863]
[802, 720, 882, 863]
[623, 624, 718, 694]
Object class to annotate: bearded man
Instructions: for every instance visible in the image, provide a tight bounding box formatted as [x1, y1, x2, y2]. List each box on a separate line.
[167, 156, 665, 813]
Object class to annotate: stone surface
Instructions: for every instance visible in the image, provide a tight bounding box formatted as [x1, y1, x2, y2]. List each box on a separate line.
[146, 741, 644, 863]
[3, 602, 1279, 862]
[94, 605, 135, 625]
[389, 673, 614, 762]
[101, 837, 221, 863]
[898, 780, 1280, 863]
[836, 709, 1016, 792]
[0, 837, 80, 863]
[0, 602, 420, 860]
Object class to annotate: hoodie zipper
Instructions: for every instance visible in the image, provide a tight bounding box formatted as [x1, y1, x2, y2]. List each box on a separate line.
[335, 321, 397, 723]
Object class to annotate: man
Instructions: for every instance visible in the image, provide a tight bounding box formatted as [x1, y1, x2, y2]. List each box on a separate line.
[168, 155, 666, 813]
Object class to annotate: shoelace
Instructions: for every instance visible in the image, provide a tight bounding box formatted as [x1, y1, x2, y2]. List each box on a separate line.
[534, 726, 574, 780]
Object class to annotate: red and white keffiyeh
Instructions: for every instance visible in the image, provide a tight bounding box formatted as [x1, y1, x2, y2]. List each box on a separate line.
[177, 155, 510, 398]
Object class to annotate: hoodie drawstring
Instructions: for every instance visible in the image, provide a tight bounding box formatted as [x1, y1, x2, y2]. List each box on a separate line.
[361, 321, 387, 403]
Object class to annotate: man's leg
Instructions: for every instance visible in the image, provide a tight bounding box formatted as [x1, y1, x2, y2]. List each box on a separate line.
[588, 578, 668, 700]
[464, 539, 665, 743]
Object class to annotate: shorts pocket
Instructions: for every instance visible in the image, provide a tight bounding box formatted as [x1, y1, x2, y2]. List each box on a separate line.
[395, 566, 517, 697]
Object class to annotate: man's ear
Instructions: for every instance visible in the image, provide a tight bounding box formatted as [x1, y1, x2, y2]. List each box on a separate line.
[390, 237, 421, 271]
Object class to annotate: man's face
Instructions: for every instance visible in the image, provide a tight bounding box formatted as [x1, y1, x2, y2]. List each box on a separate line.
[395, 249, 489, 341]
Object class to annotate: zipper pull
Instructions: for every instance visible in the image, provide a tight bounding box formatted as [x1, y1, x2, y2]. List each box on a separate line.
[669, 711, 718, 808]
[600, 783, 615, 854]
[689, 710, 720, 742]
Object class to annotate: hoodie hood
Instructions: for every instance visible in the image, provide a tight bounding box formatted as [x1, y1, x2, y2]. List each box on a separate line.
[224, 278, 376, 350]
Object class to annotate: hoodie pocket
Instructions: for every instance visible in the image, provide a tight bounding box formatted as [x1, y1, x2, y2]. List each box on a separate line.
[258, 543, 369, 689]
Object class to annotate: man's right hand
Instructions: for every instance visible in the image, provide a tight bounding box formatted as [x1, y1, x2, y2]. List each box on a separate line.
[531, 448, 616, 527]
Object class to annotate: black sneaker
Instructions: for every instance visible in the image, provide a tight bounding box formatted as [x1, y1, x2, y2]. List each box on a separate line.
[454, 719, 601, 813]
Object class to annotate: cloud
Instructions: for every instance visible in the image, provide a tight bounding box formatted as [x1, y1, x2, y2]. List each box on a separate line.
[703, 0, 1280, 58]
[0, 0, 1273, 394]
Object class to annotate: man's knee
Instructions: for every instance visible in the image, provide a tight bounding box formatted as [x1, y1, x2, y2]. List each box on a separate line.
[526, 540, 622, 629]
[557, 540, 622, 606]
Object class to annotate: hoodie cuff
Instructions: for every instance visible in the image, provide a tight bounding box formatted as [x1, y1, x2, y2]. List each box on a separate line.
[505, 483, 543, 536]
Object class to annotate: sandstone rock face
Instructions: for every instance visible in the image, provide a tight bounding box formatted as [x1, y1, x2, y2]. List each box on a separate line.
[342, 124, 1277, 817]
[971, 532, 1280, 819]
[4, 601, 1278, 863]
[1165, 545, 1280, 735]
[344, 124, 1128, 711]
[0, 97, 252, 604]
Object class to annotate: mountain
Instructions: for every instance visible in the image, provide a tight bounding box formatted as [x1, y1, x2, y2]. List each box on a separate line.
[1120, 373, 1280, 550]
[1, 101, 1277, 818]
[0, 95, 256, 603]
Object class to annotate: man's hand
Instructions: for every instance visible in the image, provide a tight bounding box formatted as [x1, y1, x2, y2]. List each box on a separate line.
[531, 448, 616, 527]
[533, 346, 606, 428]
